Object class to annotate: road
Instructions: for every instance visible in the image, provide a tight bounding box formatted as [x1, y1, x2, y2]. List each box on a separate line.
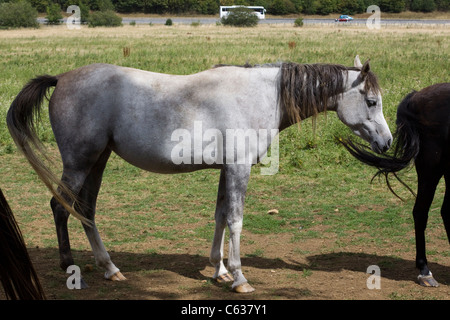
[38, 17, 450, 26]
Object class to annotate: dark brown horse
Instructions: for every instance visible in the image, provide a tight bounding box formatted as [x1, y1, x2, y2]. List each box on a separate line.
[342, 83, 450, 287]
[0, 188, 45, 299]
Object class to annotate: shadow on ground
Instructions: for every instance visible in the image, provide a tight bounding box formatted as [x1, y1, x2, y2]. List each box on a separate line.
[23, 246, 450, 300]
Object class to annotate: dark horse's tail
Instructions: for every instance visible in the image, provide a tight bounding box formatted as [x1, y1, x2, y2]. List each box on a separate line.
[0, 188, 45, 299]
[6, 76, 90, 224]
[341, 91, 419, 199]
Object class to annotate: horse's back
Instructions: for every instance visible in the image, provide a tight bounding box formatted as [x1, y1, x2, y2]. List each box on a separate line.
[412, 83, 450, 131]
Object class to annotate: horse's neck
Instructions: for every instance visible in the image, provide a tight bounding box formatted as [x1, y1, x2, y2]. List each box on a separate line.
[277, 86, 335, 132]
[278, 68, 357, 132]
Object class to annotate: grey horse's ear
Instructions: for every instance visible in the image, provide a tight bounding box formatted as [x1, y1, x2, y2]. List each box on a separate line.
[361, 59, 371, 77]
[354, 55, 363, 68]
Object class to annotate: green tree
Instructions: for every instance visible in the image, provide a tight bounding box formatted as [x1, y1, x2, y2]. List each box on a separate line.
[77, 1, 91, 23]
[378, 0, 405, 13]
[302, 0, 319, 14]
[28, 0, 50, 12]
[290, 0, 303, 13]
[317, 0, 338, 15]
[270, 0, 296, 14]
[435, 0, 449, 11]
[0, 1, 39, 28]
[98, 0, 115, 11]
[191, 0, 219, 14]
[410, 0, 436, 12]
[113, 0, 140, 13]
[338, 0, 365, 14]
[46, 3, 63, 24]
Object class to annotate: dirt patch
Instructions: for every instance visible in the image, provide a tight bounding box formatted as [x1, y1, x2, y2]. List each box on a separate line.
[3, 231, 448, 301]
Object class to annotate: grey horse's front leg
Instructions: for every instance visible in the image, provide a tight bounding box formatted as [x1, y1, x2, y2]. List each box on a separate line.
[210, 164, 254, 293]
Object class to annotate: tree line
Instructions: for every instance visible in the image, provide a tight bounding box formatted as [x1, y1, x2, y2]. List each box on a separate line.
[1, 0, 448, 15]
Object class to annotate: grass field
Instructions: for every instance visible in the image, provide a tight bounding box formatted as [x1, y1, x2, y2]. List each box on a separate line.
[0, 23, 449, 300]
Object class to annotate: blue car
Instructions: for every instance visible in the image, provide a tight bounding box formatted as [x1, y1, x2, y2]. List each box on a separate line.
[335, 15, 354, 22]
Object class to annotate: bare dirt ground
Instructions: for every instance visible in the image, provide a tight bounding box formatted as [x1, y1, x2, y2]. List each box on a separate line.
[9, 229, 448, 301]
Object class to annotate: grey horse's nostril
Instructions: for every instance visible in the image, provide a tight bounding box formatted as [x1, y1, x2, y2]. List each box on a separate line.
[382, 139, 391, 152]
[386, 138, 392, 150]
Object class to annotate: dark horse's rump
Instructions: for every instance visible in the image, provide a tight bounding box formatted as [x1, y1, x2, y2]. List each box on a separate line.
[342, 82, 450, 287]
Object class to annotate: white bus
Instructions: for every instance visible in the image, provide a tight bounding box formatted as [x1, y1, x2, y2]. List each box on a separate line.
[220, 6, 266, 19]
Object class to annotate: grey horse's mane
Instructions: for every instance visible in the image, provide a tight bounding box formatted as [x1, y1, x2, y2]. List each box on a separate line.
[214, 61, 381, 126]
[213, 62, 283, 68]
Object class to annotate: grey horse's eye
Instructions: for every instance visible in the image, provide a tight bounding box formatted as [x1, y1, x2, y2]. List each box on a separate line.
[366, 99, 377, 107]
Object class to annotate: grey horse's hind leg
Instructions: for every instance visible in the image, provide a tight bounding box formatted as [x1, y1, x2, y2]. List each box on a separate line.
[51, 171, 93, 288]
[210, 164, 254, 293]
[51, 196, 76, 270]
[51, 146, 123, 287]
[78, 148, 125, 281]
[210, 169, 233, 282]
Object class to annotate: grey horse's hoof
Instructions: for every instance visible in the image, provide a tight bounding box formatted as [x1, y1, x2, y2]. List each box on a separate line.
[215, 273, 234, 283]
[233, 282, 255, 293]
[109, 271, 127, 281]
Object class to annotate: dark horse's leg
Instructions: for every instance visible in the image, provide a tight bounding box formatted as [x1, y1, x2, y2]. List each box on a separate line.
[413, 146, 443, 287]
[442, 172, 450, 250]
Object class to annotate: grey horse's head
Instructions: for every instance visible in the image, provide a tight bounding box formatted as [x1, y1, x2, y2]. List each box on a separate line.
[336, 55, 392, 153]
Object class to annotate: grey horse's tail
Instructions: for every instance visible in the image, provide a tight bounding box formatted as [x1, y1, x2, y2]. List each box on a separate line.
[0, 188, 46, 299]
[6, 75, 90, 225]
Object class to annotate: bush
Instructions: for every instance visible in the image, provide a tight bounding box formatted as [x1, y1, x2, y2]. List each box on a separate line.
[294, 17, 304, 27]
[0, 1, 39, 29]
[46, 3, 63, 25]
[221, 7, 259, 27]
[165, 18, 173, 26]
[88, 10, 122, 27]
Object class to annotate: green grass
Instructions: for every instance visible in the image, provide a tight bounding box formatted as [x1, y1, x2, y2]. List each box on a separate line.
[0, 25, 449, 299]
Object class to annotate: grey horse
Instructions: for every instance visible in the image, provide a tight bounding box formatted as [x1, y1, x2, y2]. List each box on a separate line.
[7, 55, 392, 293]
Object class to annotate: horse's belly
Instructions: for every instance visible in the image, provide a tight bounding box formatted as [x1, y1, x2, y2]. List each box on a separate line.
[111, 142, 222, 174]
